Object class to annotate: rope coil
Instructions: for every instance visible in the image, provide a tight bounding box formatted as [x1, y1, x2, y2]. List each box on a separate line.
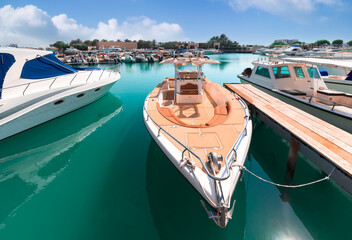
[231, 163, 335, 188]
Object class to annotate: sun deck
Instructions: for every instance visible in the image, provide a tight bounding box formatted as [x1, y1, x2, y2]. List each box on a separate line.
[146, 79, 246, 172]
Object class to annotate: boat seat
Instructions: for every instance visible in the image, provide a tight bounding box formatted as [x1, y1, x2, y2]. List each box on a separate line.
[204, 81, 227, 106]
[179, 71, 198, 79]
[326, 76, 346, 80]
[281, 89, 306, 96]
[157, 101, 232, 128]
[214, 105, 228, 115]
[180, 83, 198, 95]
[157, 102, 195, 126]
[205, 102, 231, 126]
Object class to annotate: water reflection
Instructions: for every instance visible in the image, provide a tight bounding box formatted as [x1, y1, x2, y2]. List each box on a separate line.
[247, 118, 352, 239]
[145, 140, 247, 239]
[0, 94, 123, 229]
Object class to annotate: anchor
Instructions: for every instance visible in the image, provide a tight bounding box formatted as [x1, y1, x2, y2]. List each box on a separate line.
[200, 200, 236, 228]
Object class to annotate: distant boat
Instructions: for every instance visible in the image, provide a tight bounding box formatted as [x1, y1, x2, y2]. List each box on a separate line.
[121, 54, 136, 63]
[282, 46, 303, 56]
[135, 53, 147, 62]
[0, 48, 121, 140]
[204, 49, 221, 55]
[143, 56, 252, 227]
[238, 58, 352, 132]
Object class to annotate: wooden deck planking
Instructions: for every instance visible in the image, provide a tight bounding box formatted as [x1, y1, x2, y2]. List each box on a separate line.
[224, 83, 352, 177]
[146, 80, 245, 173]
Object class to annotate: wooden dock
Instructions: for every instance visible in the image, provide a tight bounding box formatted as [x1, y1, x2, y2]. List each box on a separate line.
[224, 83, 352, 194]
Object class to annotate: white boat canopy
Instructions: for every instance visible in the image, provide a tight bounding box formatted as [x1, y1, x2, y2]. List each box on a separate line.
[284, 57, 352, 70]
[160, 57, 220, 66]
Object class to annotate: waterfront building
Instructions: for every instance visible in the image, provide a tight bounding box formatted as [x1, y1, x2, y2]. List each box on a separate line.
[274, 39, 299, 45]
[98, 41, 137, 50]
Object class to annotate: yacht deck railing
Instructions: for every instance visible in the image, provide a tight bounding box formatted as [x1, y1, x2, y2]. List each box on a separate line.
[0, 66, 120, 96]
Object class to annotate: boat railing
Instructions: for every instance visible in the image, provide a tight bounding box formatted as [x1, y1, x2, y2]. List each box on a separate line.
[0, 68, 118, 95]
[144, 95, 250, 181]
[308, 95, 352, 110]
[225, 96, 250, 166]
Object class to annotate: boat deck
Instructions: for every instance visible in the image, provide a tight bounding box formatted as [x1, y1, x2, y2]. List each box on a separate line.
[224, 83, 352, 194]
[296, 95, 352, 114]
[146, 80, 246, 173]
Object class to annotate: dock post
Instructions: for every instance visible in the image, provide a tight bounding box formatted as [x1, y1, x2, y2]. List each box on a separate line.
[286, 137, 300, 178]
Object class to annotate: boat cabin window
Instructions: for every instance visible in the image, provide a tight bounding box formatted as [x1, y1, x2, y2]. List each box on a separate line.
[307, 67, 320, 79]
[294, 67, 305, 78]
[273, 66, 290, 79]
[255, 67, 271, 78]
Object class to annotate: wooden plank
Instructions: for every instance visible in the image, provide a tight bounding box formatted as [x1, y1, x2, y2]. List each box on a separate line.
[226, 84, 352, 145]
[237, 86, 352, 160]
[224, 83, 352, 176]
[233, 83, 352, 138]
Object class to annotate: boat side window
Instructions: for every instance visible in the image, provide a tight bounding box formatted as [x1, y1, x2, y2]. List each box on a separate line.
[255, 67, 271, 78]
[307, 67, 320, 79]
[272, 66, 290, 79]
[294, 67, 305, 78]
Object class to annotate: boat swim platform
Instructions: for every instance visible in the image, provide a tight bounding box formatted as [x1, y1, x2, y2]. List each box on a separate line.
[224, 83, 352, 195]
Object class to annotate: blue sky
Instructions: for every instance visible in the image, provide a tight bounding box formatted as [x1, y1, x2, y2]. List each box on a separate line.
[0, 0, 350, 47]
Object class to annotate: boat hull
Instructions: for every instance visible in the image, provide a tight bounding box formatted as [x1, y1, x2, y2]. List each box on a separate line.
[143, 96, 252, 211]
[238, 75, 352, 133]
[0, 79, 117, 140]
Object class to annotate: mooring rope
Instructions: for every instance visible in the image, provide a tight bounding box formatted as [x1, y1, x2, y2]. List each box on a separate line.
[231, 163, 336, 188]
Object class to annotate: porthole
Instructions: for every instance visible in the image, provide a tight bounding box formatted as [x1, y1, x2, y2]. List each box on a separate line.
[54, 100, 64, 105]
[77, 93, 85, 98]
[95, 88, 101, 92]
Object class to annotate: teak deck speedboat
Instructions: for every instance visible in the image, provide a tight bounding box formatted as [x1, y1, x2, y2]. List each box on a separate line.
[238, 58, 352, 133]
[0, 48, 120, 140]
[143, 57, 252, 228]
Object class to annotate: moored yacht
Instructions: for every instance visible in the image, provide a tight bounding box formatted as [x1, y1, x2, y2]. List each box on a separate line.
[143, 56, 252, 227]
[238, 58, 352, 132]
[135, 53, 147, 62]
[0, 48, 120, 140]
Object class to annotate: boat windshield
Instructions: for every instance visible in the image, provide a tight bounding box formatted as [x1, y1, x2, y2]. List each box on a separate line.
[294, 67, 305, 78]
[255, 67, 271, 78]
[273, 66, 290, 79]
[307, 66, 320, 79]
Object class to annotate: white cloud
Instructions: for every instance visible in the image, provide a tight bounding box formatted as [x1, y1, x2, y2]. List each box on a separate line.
[89, 17, 184, 42]
[228, 0, 342, 19]
[0, 5, 58, 46]
[0, 5, 186, 47]
[51, 14, 94, 38]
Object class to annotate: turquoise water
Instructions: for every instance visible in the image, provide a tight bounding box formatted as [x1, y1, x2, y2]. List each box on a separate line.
[0, 54, 351, 239]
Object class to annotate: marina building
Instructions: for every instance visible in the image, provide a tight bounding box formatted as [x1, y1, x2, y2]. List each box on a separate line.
[98, 41, 137, 50]
[274, 39, 299, 45]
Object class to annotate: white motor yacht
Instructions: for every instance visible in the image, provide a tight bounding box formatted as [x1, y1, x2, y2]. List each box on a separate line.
[135, 53, 147, 62]
[143, 56, 252, 227]
[282, 46, 303, 56]
[0, 48, 120, 140]
[238, 58, 352, 132]
[284, 57, 352, 94]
